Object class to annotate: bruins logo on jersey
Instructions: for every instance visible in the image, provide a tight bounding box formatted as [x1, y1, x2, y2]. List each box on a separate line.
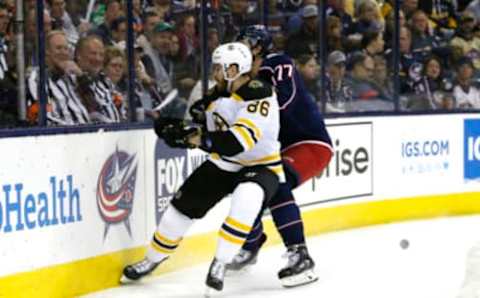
[248, 80, 263, 89]
[213, 112, 229, 131]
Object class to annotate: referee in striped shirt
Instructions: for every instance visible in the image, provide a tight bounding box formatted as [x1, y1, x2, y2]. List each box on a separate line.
[75, 35, 122, 123]
[27, 31, 90, 126]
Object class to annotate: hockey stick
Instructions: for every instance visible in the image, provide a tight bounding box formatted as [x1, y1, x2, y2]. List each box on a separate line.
[85, 0, 96, 22]
[152, 88, 179, 112]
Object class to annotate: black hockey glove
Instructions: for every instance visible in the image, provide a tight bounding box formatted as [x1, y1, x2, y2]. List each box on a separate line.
[154, 117, 200, 149]
[189, 86, 230, 125]
[153, 117, 184, 139]
[189, 99, 209, 125]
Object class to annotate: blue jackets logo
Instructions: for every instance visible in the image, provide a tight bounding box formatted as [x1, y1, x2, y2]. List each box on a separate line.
[465, 119, 480, 181]
[96, 147, 138, 239]
[0, 175, 82, 233]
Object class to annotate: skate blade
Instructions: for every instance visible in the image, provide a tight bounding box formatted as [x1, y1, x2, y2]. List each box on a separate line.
[225, 265, 252, 277]
[225, 258, 257, 274]
[204, 286, 221, 297]
[280, 269, 319, 288]
[120, 275, 138, 285]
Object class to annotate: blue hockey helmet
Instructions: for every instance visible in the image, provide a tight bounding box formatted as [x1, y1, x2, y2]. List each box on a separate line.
[236, 25, 273, 57]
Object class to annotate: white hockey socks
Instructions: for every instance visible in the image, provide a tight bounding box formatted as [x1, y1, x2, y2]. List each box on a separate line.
[146, 205, 194, 263]
[215, 182, 265, 264]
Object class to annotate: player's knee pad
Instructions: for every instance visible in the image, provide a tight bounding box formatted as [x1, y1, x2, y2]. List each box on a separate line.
[236, 166, 279, 204]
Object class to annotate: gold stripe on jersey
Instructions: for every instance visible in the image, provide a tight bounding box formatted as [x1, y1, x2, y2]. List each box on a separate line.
[231, 93, 244, 102]
[236, 118, 261, 140]
[221, 153, 282, 168]
[219, 229, 244, 245]
[232, 125, 255, 150]
[268, 164, 284, 175]
[225, 216, 251, 233]
[210, 152, 221, 160]
[248, 153, 282, 164]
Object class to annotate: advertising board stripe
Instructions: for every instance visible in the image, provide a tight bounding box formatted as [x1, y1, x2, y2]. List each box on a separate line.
[0, 191, 479, 298]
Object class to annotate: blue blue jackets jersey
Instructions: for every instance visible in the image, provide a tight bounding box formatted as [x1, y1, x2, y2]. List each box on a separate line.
[258, 53, 332, 148]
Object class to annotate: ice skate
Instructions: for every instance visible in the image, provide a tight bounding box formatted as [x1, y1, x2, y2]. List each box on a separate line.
[120, 257, 164, 284]
[278, 244, 318, 288]
[226, 233, 267, 271]
[205, 258, 227, 296]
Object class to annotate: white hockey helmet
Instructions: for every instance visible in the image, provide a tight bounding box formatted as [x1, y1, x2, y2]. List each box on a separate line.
[211, 42, 253, 82]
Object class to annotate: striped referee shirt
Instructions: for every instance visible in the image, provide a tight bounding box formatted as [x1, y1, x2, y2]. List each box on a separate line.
[0, 36, 8, 80]
[27, 68, 90, 126]
[78, 73, 122, 123]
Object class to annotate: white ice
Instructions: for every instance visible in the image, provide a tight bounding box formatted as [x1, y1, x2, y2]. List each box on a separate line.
[83, 215, 480, 298]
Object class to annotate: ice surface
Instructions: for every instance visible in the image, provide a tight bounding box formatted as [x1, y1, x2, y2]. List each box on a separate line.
[83, 215, 480, 298]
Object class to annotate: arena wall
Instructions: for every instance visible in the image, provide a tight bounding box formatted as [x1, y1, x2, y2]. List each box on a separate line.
[0, 114, 479, 297]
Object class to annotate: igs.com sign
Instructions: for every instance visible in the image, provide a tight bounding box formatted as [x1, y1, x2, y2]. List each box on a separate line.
[465, 119, 480, 181]
[400, 139, 450, 175]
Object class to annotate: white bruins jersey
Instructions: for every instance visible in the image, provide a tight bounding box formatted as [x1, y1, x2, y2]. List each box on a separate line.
[205, 80, 285, 182]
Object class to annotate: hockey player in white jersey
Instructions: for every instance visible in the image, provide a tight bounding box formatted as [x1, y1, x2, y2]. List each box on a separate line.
[121, 42, 284, 295]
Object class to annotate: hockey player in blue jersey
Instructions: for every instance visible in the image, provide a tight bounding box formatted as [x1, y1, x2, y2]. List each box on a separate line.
[190, 25, 333, 287]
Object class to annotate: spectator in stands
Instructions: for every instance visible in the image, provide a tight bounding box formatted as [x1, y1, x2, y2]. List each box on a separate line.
[350, 0, 383, 36]
[419, 0, 457, 33]
[206, 28, 220, 68]
[327, 0, 354, 36]
[386, 26, 423, 94]
[116, 41, 163, 118]
[325, 50, 352, 113]
[25, 9, 52, 67]
[361, 30, 385, 57]
[110, 17, 128, 48]
[450, 11, 480, 71]
[222, 0, 259, 42]
[75, 35, 121, 123]
[401, 0, 418, 20]
[105, 46, 132, 119]
[0, 3, 11, 81]
[137, 11, 162, 53]
[296, 53, 319, 97]
[142, 22, 174, 96]
[410, 10, 436, 52]
[131, 0, 144, 32]
[149, 0, 174, 22]
[326, 15, 345, 53]
[47, 0, 84, 46]
[384, 9, 406, 45]
[27, 31, 90, 126]
[372, 55, 394, 101]
[169, 33, 197, 99]
[177, 14, 198, 62]
[347, 52, 391, 102]
[92, 0, 124, 46]
[408, 55, 453, 110]
[286, 0, 319, 35]
[286, 4, 319, 58]
[0, 3, 18, 127]
[453, 57, 480, 109]
[409, 10, 450, 63]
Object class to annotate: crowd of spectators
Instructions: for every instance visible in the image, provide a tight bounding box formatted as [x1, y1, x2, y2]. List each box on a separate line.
[0, 0, 479, 128]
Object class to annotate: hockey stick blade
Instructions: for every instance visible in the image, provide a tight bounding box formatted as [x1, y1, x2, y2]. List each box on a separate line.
[153, 89, 179, 112]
